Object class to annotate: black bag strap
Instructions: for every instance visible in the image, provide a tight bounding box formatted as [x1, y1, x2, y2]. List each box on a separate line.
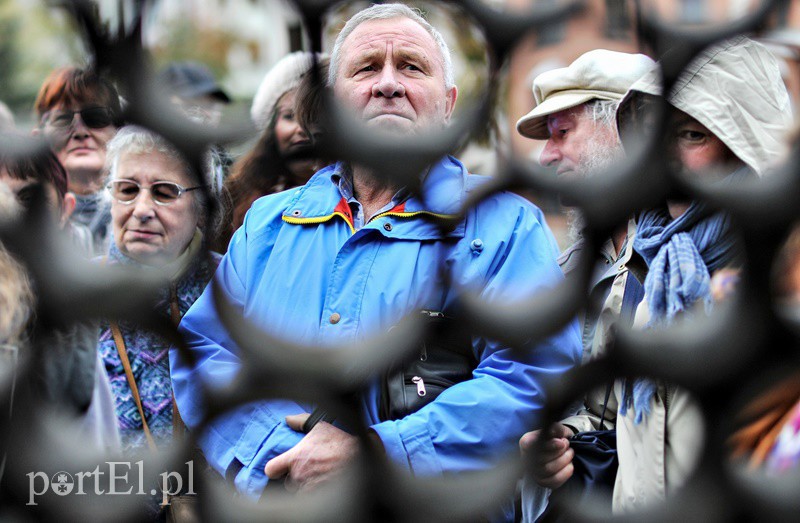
[597, 382, 613, 430]
[302, 408, 336, 434]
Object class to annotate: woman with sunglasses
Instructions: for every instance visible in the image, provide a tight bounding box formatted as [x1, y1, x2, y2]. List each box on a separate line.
[97, 126, 221, 453]
[33, 66, 122, 255]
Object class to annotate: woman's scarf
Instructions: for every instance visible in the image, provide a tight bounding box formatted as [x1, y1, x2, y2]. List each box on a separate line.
[620, 169, 747, 423]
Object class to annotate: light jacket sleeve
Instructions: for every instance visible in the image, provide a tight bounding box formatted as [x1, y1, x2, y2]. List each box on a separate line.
[170, 221, 305, 498]
[370, 203, 582, 475]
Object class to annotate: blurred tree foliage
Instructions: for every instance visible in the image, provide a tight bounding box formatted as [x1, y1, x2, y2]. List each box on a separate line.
[0, 0, 84, 124]
[149, 17, 248, 82]
[0, 2, 21, 108]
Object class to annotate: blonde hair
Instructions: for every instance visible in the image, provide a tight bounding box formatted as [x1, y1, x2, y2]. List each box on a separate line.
[0, 185, 34, 345]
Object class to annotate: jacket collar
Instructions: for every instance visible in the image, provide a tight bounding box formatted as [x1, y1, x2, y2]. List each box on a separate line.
[282, 156, 468, 239]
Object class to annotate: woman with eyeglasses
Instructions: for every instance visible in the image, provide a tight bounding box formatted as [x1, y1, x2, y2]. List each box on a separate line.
[97, 126, 221, 453]
[33, 66, 122, 255]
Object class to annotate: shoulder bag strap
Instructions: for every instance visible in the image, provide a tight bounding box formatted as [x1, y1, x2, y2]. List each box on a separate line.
[110, 320, 158, 451]
[597, 382, 613, 430]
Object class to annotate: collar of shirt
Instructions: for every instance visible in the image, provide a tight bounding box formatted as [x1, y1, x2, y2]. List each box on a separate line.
[330, 165, 413, 231]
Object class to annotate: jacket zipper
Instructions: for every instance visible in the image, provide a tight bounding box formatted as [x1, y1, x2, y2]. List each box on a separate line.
[411, 376, 426, 397]
[368, 210, 459, 225]
[407, 375, 452, 390]
[282, 211, 356, 234]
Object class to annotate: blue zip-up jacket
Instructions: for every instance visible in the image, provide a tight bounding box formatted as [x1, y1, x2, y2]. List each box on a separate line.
[171, 156, 581, 512]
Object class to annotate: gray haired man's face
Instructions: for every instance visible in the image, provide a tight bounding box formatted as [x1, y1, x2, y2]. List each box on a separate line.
[539, 105, 621, 180]
[333, 17, 457, 135]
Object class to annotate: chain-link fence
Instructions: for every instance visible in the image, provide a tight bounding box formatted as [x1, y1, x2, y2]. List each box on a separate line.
[2, 0, 800, 521]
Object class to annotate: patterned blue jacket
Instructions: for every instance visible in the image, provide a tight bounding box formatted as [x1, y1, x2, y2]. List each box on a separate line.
[98, 242, 220, 451]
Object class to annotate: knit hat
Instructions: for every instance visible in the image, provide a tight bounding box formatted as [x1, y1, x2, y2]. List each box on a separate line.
[250, 52, 324, 131]
[516, 49, 655, 140]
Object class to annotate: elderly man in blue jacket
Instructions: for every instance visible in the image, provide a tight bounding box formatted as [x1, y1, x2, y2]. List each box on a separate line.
[170, 2, 580, 513]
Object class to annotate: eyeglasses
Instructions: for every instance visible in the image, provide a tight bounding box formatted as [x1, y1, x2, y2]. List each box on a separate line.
[42, 107, 115, 129]
[106, 179, 205, 206]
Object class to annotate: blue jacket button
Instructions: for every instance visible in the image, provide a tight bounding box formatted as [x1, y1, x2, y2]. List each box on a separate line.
[470, 239, 484, 252]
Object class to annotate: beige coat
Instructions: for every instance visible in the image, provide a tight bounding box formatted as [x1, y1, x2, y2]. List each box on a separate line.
[561, 220, 639, 434]
[612, 302, 705, 513]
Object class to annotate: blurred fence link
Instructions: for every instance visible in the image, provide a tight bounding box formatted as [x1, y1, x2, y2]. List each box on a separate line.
[2, 0, 800, 521]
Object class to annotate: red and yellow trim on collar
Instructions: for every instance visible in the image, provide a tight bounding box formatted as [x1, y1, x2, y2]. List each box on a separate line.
[282, 199, 459, 234]
[282, 197, 356, 234]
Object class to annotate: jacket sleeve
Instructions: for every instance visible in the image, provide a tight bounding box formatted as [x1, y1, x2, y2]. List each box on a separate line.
[370, 204, 582, 475]
[170, 220, 305, 498]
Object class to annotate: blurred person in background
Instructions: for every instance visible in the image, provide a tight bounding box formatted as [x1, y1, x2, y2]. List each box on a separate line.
[515, 49, 654, 520]
[0, 134, 92, 255]
[0, 142, 108, 432]
[96, 126, 221, 452]
[0, 163, 119, 492]
[0, 183, 35, 485]
[157, 60, 233, 192]
[33, 66, 123, 255]
[216, 52, 326, 250]
[728, 222, 800, 474]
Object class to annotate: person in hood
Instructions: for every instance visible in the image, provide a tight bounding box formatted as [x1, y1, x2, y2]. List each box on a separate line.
[610, 36, 791, 513]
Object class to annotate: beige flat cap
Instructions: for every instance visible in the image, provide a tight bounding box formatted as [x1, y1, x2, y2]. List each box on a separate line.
[517, 49, 655, 140]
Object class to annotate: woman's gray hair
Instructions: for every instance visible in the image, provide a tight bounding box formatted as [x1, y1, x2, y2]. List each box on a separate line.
[328, 3, 455, 89]
[104, 126, 219, 231]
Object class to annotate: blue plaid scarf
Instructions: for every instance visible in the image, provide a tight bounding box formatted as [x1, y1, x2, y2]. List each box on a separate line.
[620, 170, 746, 423]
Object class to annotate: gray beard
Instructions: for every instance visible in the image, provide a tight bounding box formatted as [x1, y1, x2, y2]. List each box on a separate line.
[565, 136, 622, 243]
[566, 208, 585, 244]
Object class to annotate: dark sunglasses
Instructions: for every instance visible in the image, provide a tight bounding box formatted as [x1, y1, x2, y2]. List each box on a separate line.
[106, 179, 205, 206]
[43, 107, 115, 129]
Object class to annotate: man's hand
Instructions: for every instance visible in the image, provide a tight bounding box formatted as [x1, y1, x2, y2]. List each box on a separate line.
[264, 413, 359, 492]
[519, 423, 575, 489]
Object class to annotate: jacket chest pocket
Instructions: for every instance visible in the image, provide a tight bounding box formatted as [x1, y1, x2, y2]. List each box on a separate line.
[379, 311, 476, 421]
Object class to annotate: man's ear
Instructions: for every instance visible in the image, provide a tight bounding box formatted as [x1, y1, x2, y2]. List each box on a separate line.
[60, 192, 76, 228]
[443, 86, 458, 124]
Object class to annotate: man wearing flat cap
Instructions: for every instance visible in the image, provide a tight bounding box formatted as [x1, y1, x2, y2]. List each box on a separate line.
[515, 49, 654, 520]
